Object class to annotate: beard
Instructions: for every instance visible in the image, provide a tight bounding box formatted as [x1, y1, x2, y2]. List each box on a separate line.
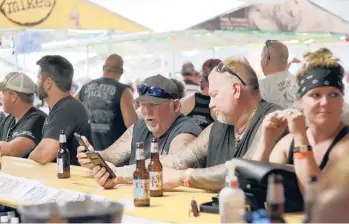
[145, 124, 160, 133]
[216, 113, 228, 124]
[37, 84, 48, 100]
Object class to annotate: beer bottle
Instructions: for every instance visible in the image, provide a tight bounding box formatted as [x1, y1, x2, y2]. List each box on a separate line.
[57, 130, 70, 179]
[267, 174, 286, 223]
[148, 138, 163, 197]
[133, 142, 150, 207]
[303, 176, 318, 223]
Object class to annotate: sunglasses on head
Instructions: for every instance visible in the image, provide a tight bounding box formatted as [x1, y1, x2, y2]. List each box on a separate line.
[265, 40, 279, 60]
[137, 84, 174, 99]
[215, 62, 247, 86]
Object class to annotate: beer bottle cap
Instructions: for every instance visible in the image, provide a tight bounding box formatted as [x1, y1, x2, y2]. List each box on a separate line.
[60, 130, 66, 135]
[269, 174, 283, 184]
[136, 142, 144, 148]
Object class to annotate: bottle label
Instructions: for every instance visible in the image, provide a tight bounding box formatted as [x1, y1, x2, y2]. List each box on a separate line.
[57, 158, 63, 174]
[150, 142, 159, 153]
[149, 171, 163, 190]
[133, 178, 150, 200]
[136, 149, 145, 160]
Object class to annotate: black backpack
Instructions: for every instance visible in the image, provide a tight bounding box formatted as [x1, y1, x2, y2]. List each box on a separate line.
[234, 159, 304, 213]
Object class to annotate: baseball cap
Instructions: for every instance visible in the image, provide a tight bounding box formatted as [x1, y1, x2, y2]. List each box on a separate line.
[0, 72, 35, 94]
[135, 74, 178, 105]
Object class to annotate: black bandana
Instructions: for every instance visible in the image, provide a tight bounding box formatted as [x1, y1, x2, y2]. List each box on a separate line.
[298, 67, 344, 98]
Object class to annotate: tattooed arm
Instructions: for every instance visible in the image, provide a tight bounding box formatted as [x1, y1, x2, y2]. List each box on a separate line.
[99, 125, 133, 167]
[162, 123, 212, 169]
[161, 164, 225, 192]
[168, 133, 198, 155]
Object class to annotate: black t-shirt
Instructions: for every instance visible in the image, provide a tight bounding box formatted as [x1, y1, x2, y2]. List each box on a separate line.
[42, 95, 92, 165]
[79, 77, 129, 151]
[0, 107, 47, 157]
[128, 114, 202, 165]
[206, 100, 282, 167]
[187, 93, 214, 130]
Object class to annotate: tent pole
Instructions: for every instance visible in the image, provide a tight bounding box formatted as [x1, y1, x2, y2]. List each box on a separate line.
[172, 52, 175, 78]
[161, 54, 165, 77]
[86, 45, 89, 77]
[108, 30, 112, 54]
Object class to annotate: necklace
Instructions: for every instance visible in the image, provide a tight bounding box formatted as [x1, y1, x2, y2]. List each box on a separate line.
[234, 107, 258, 146]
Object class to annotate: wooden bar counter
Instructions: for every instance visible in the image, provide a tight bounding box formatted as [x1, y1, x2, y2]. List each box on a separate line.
[0, 157, 303, 223]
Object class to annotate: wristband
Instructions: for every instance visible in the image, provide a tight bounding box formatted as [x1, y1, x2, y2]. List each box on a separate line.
[184, 168, 193, 188]
[293, 145, 312, 153]
[294, 151, 314, 159]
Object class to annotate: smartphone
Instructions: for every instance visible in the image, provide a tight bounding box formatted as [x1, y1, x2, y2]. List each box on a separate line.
[74, 133, 89, 153]
[86, 152, 117, 179]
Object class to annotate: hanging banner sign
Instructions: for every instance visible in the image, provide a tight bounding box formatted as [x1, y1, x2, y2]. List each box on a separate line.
[0, 0, 148, 32]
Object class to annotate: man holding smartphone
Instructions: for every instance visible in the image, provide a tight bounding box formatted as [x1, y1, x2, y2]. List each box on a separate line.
[77, 74, 202, 169]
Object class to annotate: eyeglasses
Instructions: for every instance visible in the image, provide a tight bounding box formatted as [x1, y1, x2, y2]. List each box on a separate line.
[265, 40, 279, 60]
[137, 84, 174, 99]
[215, 62, 247, 86]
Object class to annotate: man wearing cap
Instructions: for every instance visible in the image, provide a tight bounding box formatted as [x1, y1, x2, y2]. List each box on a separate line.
[181, 62, 200, 96]
[29, 55, 92, 165]
[77, 74, 202, 168]
[76, 54, 138, 151]
[0, 72, 47, 157]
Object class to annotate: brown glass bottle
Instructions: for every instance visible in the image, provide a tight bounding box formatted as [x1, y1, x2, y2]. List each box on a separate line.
[133, 142, 150, 207]
[57, 130, 70, 179]
[148, 138, 163, 197]
[267, 174, 286, 223]
[303, 176, 318, 223]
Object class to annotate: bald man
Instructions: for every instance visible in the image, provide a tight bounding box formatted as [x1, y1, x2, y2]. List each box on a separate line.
[76, 54, 138, 151]
[259, 40, 298, 109]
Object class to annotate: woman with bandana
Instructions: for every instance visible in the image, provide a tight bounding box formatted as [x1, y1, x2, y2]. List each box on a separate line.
[253, 48, 349, 193]
[181, 59, 221, 130]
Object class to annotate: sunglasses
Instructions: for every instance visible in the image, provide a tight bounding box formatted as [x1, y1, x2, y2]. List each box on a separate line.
[215, 62, 247, 86]
[265, 40, 279, 60]
[137, 84, 174, 99]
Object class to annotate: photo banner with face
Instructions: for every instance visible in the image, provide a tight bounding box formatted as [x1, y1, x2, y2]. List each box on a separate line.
[189, 0, 349, 33]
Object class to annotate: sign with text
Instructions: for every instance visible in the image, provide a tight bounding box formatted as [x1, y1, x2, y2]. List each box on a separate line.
[0, 0, 148, 31]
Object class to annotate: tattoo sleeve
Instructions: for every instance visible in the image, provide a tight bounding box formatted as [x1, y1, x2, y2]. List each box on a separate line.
[168, 133, 197, 155]
[186, 164, 226, 192]
[99, 125, 133, 167]
[162, 124, 213, 169]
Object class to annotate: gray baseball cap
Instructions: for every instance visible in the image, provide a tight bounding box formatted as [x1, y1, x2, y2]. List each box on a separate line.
[0, 72, 35, 94]
[135, 74, 178, 105]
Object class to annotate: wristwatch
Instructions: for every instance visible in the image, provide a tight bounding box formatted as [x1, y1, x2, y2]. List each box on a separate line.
[293, 145, 312, 153]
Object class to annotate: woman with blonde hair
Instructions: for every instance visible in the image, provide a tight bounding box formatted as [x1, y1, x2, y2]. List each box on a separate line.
[253, 48, 349, 192]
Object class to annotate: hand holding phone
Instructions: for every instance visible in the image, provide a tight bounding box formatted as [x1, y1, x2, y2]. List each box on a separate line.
[86, 152, 117, 179]
[74, 133, 89, 153]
